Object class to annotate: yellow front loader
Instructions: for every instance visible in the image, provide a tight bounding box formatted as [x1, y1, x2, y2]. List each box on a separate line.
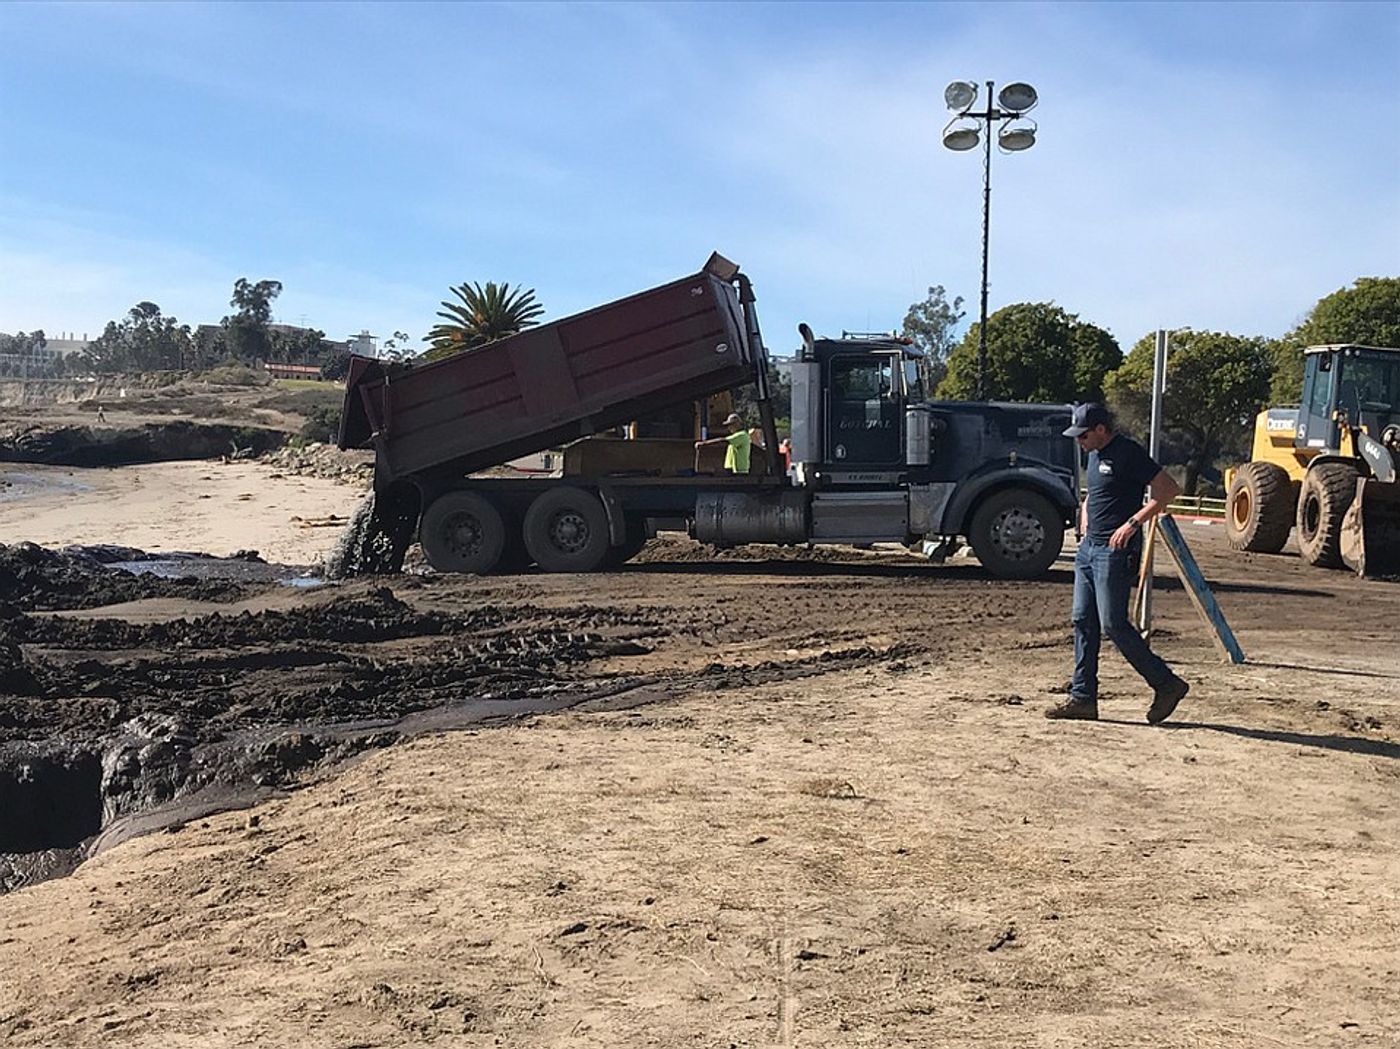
[1225, 345, 1400, 578]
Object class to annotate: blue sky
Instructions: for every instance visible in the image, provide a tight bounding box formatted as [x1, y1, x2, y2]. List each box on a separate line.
[2, 2, 1397, 357]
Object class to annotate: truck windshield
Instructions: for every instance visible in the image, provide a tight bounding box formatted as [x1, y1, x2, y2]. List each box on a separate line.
[832, 358, 894, 400]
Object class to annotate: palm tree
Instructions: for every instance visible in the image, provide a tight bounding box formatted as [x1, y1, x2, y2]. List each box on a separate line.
[423, 281, 544, 360]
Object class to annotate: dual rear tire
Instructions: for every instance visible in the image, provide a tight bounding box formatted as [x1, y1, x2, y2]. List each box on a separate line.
[418, 487, 625, 575]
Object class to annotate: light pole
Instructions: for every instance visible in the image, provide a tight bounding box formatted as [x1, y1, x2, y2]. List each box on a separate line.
[942, 80, 1039, 401]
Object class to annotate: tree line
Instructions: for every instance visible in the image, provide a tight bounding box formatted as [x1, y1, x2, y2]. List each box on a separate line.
[2, 279, 342, 379]
[900, 277, 1400, 494]
[8, 269, 1396, 494]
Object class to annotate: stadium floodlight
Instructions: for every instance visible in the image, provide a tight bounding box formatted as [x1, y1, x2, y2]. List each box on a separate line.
[997, 82, 1039, 114]
[998, 121, 1037, 152]
[940, 80, 1041, 399]
[944, 80, 979, 113]
[941, 123, 981, 151]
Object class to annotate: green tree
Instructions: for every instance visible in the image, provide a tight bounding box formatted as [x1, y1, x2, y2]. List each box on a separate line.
[424, 281, 543, 360]
[901, 285, 965, 393]
[0, 330, 53, 378]
[1271, 277, 1400, 402]
[222, 278, 284, 363]
[1104, 329, 1274, 495]
[269, 325, 328, 364]
[380, 330, 416, 362]
[82, 303, 193, 373]
[936, 302, 1121, 403]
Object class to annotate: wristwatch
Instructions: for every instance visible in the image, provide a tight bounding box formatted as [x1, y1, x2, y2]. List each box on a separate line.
[1127, 517, 1142, 531]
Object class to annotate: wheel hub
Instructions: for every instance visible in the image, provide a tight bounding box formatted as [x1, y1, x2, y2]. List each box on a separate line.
[444, 512, 484, 556]
[992, 507, 1045, 560]
[1301, 496, 1321, 539]
[1231, 488, 1252, 530]
[549, 510, 591, 553]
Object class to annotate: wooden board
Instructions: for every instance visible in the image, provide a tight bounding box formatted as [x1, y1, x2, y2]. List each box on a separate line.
[1156, 515, 1246, 664]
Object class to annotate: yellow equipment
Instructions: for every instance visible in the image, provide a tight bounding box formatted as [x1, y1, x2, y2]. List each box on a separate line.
[1225, 344, 1400, 577]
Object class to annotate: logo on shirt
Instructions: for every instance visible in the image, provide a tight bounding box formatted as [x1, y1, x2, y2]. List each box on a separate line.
[1098, 461, 1114, 475]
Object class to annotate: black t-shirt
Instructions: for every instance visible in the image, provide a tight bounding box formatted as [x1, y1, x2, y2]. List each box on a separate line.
[1086, 433, 1161, 541]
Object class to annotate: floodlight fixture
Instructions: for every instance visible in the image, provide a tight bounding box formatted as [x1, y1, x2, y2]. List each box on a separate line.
[998, 121, 1037, 152]
[944, 80, 978, 113]
[941, 122, 981, 151]
[997, 82, 1038, 114]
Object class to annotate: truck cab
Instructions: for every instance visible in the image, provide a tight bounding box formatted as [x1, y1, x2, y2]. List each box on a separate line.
[773, 329, 1079, 576]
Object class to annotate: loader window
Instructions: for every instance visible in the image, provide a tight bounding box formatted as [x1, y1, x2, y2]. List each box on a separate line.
[1305, 360, 1332, 419]
[1345, 355, 1399, 429]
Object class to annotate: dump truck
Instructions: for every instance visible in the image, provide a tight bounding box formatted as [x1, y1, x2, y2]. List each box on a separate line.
[1224, 344, 1400, 577]
[338, 254, 1080, 579]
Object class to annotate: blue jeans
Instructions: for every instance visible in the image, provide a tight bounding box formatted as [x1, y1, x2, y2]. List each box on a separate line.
[1071, 537, 1173, 703]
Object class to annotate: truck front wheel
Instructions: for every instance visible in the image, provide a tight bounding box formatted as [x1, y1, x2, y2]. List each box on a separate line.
[419, 491, 508, 574]
[523, 488, 611, 573]
[967, 489, 1064, 580]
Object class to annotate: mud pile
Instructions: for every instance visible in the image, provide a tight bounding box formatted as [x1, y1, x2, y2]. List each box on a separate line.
[262, 442, 374, 486]
[0, 579, 668, 891]
[0, 542, 247, 611]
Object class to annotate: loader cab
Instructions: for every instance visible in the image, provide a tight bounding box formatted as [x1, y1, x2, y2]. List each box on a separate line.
[1298, 345, 1400, 453]
[816, 336, 920, 468]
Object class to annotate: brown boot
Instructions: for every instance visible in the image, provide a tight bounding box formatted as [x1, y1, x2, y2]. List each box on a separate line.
[1147, 676, 1189, 725]
[1045, 698, 1099, 721]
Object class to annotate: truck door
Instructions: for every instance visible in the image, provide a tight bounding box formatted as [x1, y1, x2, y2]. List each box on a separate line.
[825, 354, 902, 466]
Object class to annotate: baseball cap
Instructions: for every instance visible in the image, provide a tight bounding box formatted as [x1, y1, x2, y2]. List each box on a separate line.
[724, 412, 743, 425]
[1062, 402, 1111, 438]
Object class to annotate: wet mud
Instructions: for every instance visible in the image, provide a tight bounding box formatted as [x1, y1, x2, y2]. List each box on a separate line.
[1, 542, 251, 611]
[0, 537, 952, 893]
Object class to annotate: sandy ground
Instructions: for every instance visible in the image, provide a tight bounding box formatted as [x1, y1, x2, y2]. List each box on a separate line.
[2, 463, 1398, 1047]
[0, 461, 365, 565]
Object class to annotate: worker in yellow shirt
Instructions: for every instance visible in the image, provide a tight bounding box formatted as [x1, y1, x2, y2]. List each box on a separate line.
[695, 412, 751, 474]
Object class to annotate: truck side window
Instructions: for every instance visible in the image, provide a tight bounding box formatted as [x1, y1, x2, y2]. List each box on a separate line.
[904, 360, 925, 401]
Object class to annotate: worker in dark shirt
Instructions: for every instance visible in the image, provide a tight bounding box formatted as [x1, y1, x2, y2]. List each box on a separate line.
[1047, 403, 1190, 723]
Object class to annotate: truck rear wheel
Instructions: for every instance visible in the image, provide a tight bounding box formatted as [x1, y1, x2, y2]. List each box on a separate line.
[1296, 462, 1360, 568]
[968, 488, 1064, 580]
[523, 488, 611, 573]
[1226, 461, 1294, 553]
[602, 529, 650, 569]
[419, 491, 507, 574]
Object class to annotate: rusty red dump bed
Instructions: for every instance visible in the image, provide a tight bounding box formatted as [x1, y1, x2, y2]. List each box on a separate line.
[338, 264, 757, 483]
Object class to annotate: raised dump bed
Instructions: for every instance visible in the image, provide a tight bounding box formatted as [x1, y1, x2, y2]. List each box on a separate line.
[338, 260, 758, 482]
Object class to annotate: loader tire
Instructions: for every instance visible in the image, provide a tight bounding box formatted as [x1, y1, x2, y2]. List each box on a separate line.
[968, 488, 1064, 580]
[419, 491, 508, 574]
[1225, 462, 1294, 553]
[1295, 463, 1359, 569]
[523, 488, 611, 573]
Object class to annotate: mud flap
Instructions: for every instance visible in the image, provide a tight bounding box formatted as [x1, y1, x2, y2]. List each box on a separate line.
[1340, 477, 1400, 578]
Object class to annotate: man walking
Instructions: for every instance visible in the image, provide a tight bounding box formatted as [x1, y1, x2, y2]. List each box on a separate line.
[1048, 403, 1190, 724]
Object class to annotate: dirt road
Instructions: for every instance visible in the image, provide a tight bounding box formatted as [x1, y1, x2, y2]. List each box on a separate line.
[0, 461, 1397, 1046]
